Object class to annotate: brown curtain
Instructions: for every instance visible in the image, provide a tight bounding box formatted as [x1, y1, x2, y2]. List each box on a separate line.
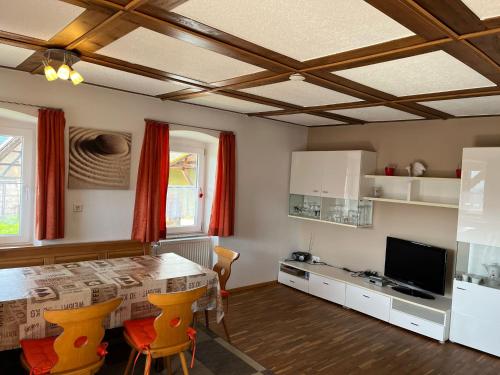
[208, 132, 236, 237]
[131, 120, 170, 243]
[36, 109, 66, 240]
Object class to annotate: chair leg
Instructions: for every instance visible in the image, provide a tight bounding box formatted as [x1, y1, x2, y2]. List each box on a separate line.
[221, 317, 231, 343]
[124, 348, 137, 375]
[204, 309, 209, 329]
[226, 295, 229, 313]
[179, 352, 189, 375]
[164, 356, 172, 375]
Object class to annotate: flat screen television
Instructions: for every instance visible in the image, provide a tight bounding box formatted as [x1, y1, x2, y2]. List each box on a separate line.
[384, 237, 447, 295]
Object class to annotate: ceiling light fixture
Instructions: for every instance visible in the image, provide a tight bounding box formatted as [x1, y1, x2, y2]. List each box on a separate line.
[43, 49, 84, 86]
[289, 73, 305, 81]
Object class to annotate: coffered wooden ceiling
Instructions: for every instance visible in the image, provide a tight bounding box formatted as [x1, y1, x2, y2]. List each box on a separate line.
[1, 0, 500, 127]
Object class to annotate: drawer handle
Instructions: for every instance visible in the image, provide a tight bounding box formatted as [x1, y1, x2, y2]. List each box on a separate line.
[323, 282, 330, 285]
[322, 191, 328, 194]
[457, 287, 467, 291]
[313, 190, 319, 193]
[362, 295, 370, 299]
[289, 280, 295, 283]
[410, 322, 419, 327]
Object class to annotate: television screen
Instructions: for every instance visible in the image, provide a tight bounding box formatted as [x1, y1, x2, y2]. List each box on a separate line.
[384, 237, 447, 295]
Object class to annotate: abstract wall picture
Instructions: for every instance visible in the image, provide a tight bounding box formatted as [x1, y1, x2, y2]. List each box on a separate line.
[69, 126, 131, 189]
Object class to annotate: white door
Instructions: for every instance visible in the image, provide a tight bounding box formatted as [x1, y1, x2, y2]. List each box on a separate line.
[450, 280, 500, 356]
[289, 151, 323, 196]
[457, 148, 500, 247]
[321, 151, 361, 199]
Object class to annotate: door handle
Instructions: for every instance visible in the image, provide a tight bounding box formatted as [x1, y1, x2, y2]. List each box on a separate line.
[323, 282, 329, 285]
[289, 280, 295, 283]
[456, 287, 467, 291]
[362, 295, 370, 299]
[410, 322, 419, 327]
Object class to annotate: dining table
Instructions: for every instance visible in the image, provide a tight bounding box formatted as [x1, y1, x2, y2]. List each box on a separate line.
[0, 252, 224, 351]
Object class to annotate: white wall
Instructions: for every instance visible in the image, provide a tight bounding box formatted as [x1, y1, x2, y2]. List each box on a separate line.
[0, 68, 307, 288]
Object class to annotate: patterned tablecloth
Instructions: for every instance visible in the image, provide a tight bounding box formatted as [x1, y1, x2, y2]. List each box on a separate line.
[0, 253, 223, 351]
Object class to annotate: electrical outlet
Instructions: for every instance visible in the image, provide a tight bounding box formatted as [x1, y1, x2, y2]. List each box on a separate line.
[73, 203, 83, 212]
[312, 255, 321, 263]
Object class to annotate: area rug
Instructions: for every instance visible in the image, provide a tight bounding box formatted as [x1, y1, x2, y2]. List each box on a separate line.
[1, 325, 273, 375]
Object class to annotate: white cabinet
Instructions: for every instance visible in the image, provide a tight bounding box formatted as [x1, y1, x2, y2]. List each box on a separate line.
[290, 151, 376, 199]
[450, 280, 500, 356]
[277, 272, 309, 293]
[457, 148, 500, 247]
[390, 309, 444, 341]
[290, 151, 323, 196]
[309, 273, 346, 305]
[345, 285, 391, 322]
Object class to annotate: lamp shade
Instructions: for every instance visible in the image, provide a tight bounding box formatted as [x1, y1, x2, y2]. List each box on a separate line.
[70, 70, 84, 85]
[57, 64, 71, 80]
[44, 65, 58, 81]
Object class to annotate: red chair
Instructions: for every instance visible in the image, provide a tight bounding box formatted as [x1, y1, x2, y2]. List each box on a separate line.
[123, 286, 207, 375]
[20, 298, 122, 375]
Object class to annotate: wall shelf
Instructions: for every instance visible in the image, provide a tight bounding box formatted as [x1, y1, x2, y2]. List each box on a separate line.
[364, 175, 460, 209]
[364, 197, 459, 209]
[288, 214, 372, 228]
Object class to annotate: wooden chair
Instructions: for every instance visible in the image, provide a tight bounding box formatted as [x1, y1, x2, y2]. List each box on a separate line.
[123, 286, 207, 375]
[204, 246, 240, 341]
[20, 297, 122, 375]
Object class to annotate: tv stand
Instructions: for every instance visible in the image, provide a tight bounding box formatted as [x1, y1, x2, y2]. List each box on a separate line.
[392, 285, 435, 300]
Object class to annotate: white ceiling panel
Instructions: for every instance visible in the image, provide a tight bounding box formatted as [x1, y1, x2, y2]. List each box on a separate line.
[173, 0, 414, 61]
[266, 114, 344, 126]
[418, 95, 500, 117]
[335, 51, 495, 96]
[240, 80, 361, 107]
[461, 0, 500, 20]
[98, 27, 263, 83]
[0, 44, 34, 68]
[72, 62, 190, 96]
[328, 106, 423, 122]
[0, 0, 84, 40]
[182, 94, 280, 113]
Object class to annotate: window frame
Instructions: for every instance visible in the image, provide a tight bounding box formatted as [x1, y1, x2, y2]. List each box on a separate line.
[167, 139, 205, 234]
[0, 125, 35, 245]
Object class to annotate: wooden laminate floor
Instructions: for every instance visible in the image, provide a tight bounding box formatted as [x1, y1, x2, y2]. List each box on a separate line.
[208, 283, 500, 375]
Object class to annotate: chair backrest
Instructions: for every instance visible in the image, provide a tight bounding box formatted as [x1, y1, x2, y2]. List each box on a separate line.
[213, 246, 240, 290]
[148, 286, 207, 350]
[44, 297, 122, 373]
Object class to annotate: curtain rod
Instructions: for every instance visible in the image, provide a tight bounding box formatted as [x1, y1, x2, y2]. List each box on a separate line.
[144, 118, 228, 134]
[0, 99, 61, 111]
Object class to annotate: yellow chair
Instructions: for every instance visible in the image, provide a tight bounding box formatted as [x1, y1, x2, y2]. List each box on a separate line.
[20, 297, 122, 375]
[123, 286, 207, 375]
[205, 246, 240, 341]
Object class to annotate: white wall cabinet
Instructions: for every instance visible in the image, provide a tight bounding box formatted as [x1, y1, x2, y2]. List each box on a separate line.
[290, 151, 376, 199]
[457, 147, 500, 247]
[450, 280, 500, 357]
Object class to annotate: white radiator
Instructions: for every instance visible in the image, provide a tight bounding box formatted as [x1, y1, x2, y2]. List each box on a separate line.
[157, 237, 213, 268]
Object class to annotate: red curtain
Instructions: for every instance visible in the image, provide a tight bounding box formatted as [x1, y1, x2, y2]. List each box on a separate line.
[36, 109, 65, 240]
[131, 120, 169, 243]
[208, 132, 236, 237]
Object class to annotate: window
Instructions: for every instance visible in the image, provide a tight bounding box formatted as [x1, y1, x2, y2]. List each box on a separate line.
[166, 141, 205, 234]
[0, 126, 34, 244]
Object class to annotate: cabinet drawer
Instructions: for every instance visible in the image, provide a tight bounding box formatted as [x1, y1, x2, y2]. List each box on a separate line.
[390, 309, 444, 341]
[345, 285, 390, 321]
[278, 271, 308, 293]
[309, 273, 345, 305]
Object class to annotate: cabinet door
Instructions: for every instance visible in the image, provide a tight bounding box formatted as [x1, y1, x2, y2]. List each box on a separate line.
[290, 151, 323, 196]
[450, 280, 500, 356]
[321, 151, 361, 199]
[457, 148, 500, 247]
[309, 273, 346, 305]
[345, 285, 391, 321]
